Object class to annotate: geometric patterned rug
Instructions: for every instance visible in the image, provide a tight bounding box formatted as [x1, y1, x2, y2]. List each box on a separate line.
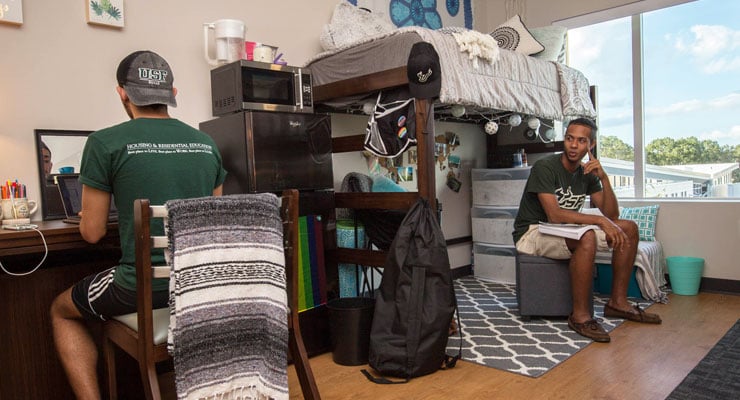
[446, 276, 652, 377]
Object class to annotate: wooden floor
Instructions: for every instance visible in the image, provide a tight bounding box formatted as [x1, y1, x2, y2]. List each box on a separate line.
[287, 292, 740, 400]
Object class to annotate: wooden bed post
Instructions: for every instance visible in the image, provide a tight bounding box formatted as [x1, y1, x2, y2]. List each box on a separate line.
[414, 98, 436, 213]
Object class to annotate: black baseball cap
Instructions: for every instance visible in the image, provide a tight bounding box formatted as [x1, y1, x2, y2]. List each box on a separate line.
[116, 50, 177, 107]
[407, 42, 441, 99]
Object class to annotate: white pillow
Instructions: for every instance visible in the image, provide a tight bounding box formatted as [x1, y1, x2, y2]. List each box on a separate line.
[530, 25, 568, 63]
[489, 15, 544, 56]
[320, 2, 396, 51]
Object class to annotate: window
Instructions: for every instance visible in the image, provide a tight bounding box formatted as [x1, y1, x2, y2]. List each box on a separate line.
[567, 0, 740, 198]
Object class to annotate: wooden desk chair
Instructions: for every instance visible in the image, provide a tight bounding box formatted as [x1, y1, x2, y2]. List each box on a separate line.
[101, 189, 320, 400]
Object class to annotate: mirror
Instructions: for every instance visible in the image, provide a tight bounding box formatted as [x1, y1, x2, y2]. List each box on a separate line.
[34, 129, 91, 220]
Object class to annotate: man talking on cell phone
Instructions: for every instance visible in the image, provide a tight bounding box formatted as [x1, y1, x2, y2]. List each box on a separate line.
[511, 118, 661, 343]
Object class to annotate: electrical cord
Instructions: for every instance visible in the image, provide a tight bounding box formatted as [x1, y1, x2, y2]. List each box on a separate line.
[0, 227, 48, 276]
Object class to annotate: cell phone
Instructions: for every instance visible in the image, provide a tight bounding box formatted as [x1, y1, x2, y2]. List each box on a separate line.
[2, 224, 38, 230]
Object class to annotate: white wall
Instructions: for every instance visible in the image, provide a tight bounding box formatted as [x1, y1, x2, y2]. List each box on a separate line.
[1, 0, 737, 281]
[0, 0, 337, 198]
[623, 200, 740, 282]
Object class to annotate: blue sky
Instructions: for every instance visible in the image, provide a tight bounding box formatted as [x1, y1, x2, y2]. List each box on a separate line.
[567, 0, 739, 149]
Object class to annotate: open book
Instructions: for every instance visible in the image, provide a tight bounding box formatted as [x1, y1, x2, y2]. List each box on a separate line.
[538, 222, 601, 240]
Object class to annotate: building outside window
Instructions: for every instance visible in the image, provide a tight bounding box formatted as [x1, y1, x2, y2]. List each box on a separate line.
[567, 0, 740, 198]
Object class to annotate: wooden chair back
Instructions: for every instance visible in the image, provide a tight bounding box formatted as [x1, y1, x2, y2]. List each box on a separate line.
[102, 189, 320, 400]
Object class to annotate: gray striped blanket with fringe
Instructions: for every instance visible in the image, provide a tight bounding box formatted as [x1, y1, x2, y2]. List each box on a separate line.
[166, 193, 288, 400]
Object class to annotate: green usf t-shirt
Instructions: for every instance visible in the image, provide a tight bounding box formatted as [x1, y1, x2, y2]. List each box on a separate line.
[79, 118, 227, 291]
[512, 153, 602, 244]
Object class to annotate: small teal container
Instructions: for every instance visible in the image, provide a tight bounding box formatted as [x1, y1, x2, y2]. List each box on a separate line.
[666, 256, 704, 296]
[594, 264, 642, 299]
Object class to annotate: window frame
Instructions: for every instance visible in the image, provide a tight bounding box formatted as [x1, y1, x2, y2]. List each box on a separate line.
[559, 0, 738, 201]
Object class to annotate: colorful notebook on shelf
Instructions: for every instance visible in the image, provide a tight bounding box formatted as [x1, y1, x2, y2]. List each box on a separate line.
[297, 215, 327, 312]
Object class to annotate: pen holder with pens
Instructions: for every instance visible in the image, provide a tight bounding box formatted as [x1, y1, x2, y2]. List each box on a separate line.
[2, 180, 38, 225]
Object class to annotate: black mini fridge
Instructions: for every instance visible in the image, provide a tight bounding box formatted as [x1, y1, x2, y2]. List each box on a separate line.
[200, 110, 334, 194]
[201, 110, 337, 356]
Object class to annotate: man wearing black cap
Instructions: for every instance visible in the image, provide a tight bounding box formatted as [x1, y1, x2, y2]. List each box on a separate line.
[50, 50, 227, 398]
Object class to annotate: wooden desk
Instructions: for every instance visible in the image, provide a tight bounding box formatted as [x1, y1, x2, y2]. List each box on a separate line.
[0, 220, 119, 255]
[0, 221, 120, 400]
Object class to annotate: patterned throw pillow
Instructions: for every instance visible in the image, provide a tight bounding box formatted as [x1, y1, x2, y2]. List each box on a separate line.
[489, 15, 544, 55]
[529, 25, 568, 63]
[619, 205, 659, 241]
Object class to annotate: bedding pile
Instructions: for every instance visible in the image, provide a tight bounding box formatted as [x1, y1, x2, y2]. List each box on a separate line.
[448, 28, 500, 68]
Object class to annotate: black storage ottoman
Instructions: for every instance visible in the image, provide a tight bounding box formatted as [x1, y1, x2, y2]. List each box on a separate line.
[515, 254, 593, 320]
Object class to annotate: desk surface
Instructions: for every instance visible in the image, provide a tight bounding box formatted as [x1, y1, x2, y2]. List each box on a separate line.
[0, 220, 119, 256]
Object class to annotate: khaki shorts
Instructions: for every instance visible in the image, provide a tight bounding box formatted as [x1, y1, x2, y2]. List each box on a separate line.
[515, 224, 610, 260]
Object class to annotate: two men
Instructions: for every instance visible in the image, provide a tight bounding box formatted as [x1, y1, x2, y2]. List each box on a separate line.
[50, 50, 227, 398]
[513, 118, 660, 342]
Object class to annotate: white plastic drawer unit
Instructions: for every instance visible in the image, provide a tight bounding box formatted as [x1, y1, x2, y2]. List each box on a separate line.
[471, 167, 531, 206]
[471, 206, 518, 245]
[473, 243, 517, 284]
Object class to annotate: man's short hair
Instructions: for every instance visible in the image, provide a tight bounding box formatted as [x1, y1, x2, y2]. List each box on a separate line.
[568, 118, 598, 141]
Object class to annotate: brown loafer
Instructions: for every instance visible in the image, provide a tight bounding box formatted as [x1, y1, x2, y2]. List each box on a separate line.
[568, 315, 611, 343]
[604, 303, 662, 324]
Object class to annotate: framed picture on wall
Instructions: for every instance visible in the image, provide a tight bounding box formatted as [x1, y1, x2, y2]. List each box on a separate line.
[86, 0, 124, 28]
[0, 0, 23, 26]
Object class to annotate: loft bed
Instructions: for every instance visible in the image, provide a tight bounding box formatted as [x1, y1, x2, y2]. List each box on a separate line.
[307, 27, 597, 123]
[307, 26, 598, 270]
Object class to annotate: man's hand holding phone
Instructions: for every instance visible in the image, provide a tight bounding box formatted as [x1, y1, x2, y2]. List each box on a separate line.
[582, 149, 606, 179]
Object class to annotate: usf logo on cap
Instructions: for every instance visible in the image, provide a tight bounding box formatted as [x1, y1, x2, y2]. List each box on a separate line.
[138, 68, 169, 85]
[416, 68, 433, 84]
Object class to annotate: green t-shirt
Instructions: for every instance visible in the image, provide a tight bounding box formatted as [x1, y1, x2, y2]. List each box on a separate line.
[79, 118, 227, 291]
[512, 153, 602, 244]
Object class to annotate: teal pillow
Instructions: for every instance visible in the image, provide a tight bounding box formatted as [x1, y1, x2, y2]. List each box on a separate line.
[620, 205, 659, 241]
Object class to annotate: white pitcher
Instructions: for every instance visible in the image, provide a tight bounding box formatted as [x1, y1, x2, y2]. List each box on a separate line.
[203, 19, 246, 66]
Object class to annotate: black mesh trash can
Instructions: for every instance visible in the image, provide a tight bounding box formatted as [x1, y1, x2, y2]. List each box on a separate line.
[327, 297, 375, 366]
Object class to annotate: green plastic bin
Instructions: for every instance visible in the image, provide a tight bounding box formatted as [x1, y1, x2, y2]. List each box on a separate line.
[666, 256, 704, 296]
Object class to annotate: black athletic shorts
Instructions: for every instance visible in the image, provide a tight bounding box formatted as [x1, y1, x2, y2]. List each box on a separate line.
[71, 267, 169, 321]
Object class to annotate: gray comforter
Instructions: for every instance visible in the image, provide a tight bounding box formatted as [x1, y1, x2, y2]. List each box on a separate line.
[306, 26, 597, 120]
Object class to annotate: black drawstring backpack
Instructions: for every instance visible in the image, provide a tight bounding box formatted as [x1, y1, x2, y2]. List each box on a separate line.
[362, 198, 461, 383]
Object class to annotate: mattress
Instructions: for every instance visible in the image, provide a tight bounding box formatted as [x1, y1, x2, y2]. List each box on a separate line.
[305, 27, 597, 121]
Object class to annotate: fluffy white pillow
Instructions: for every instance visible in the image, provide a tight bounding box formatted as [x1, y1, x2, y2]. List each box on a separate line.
[530, 25, 568, 63]
[490, 15, 544, 56]
[320, 2, 396, 51]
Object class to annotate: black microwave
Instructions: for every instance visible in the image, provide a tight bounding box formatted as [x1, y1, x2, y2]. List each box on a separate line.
[210, 60, 313, 116]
